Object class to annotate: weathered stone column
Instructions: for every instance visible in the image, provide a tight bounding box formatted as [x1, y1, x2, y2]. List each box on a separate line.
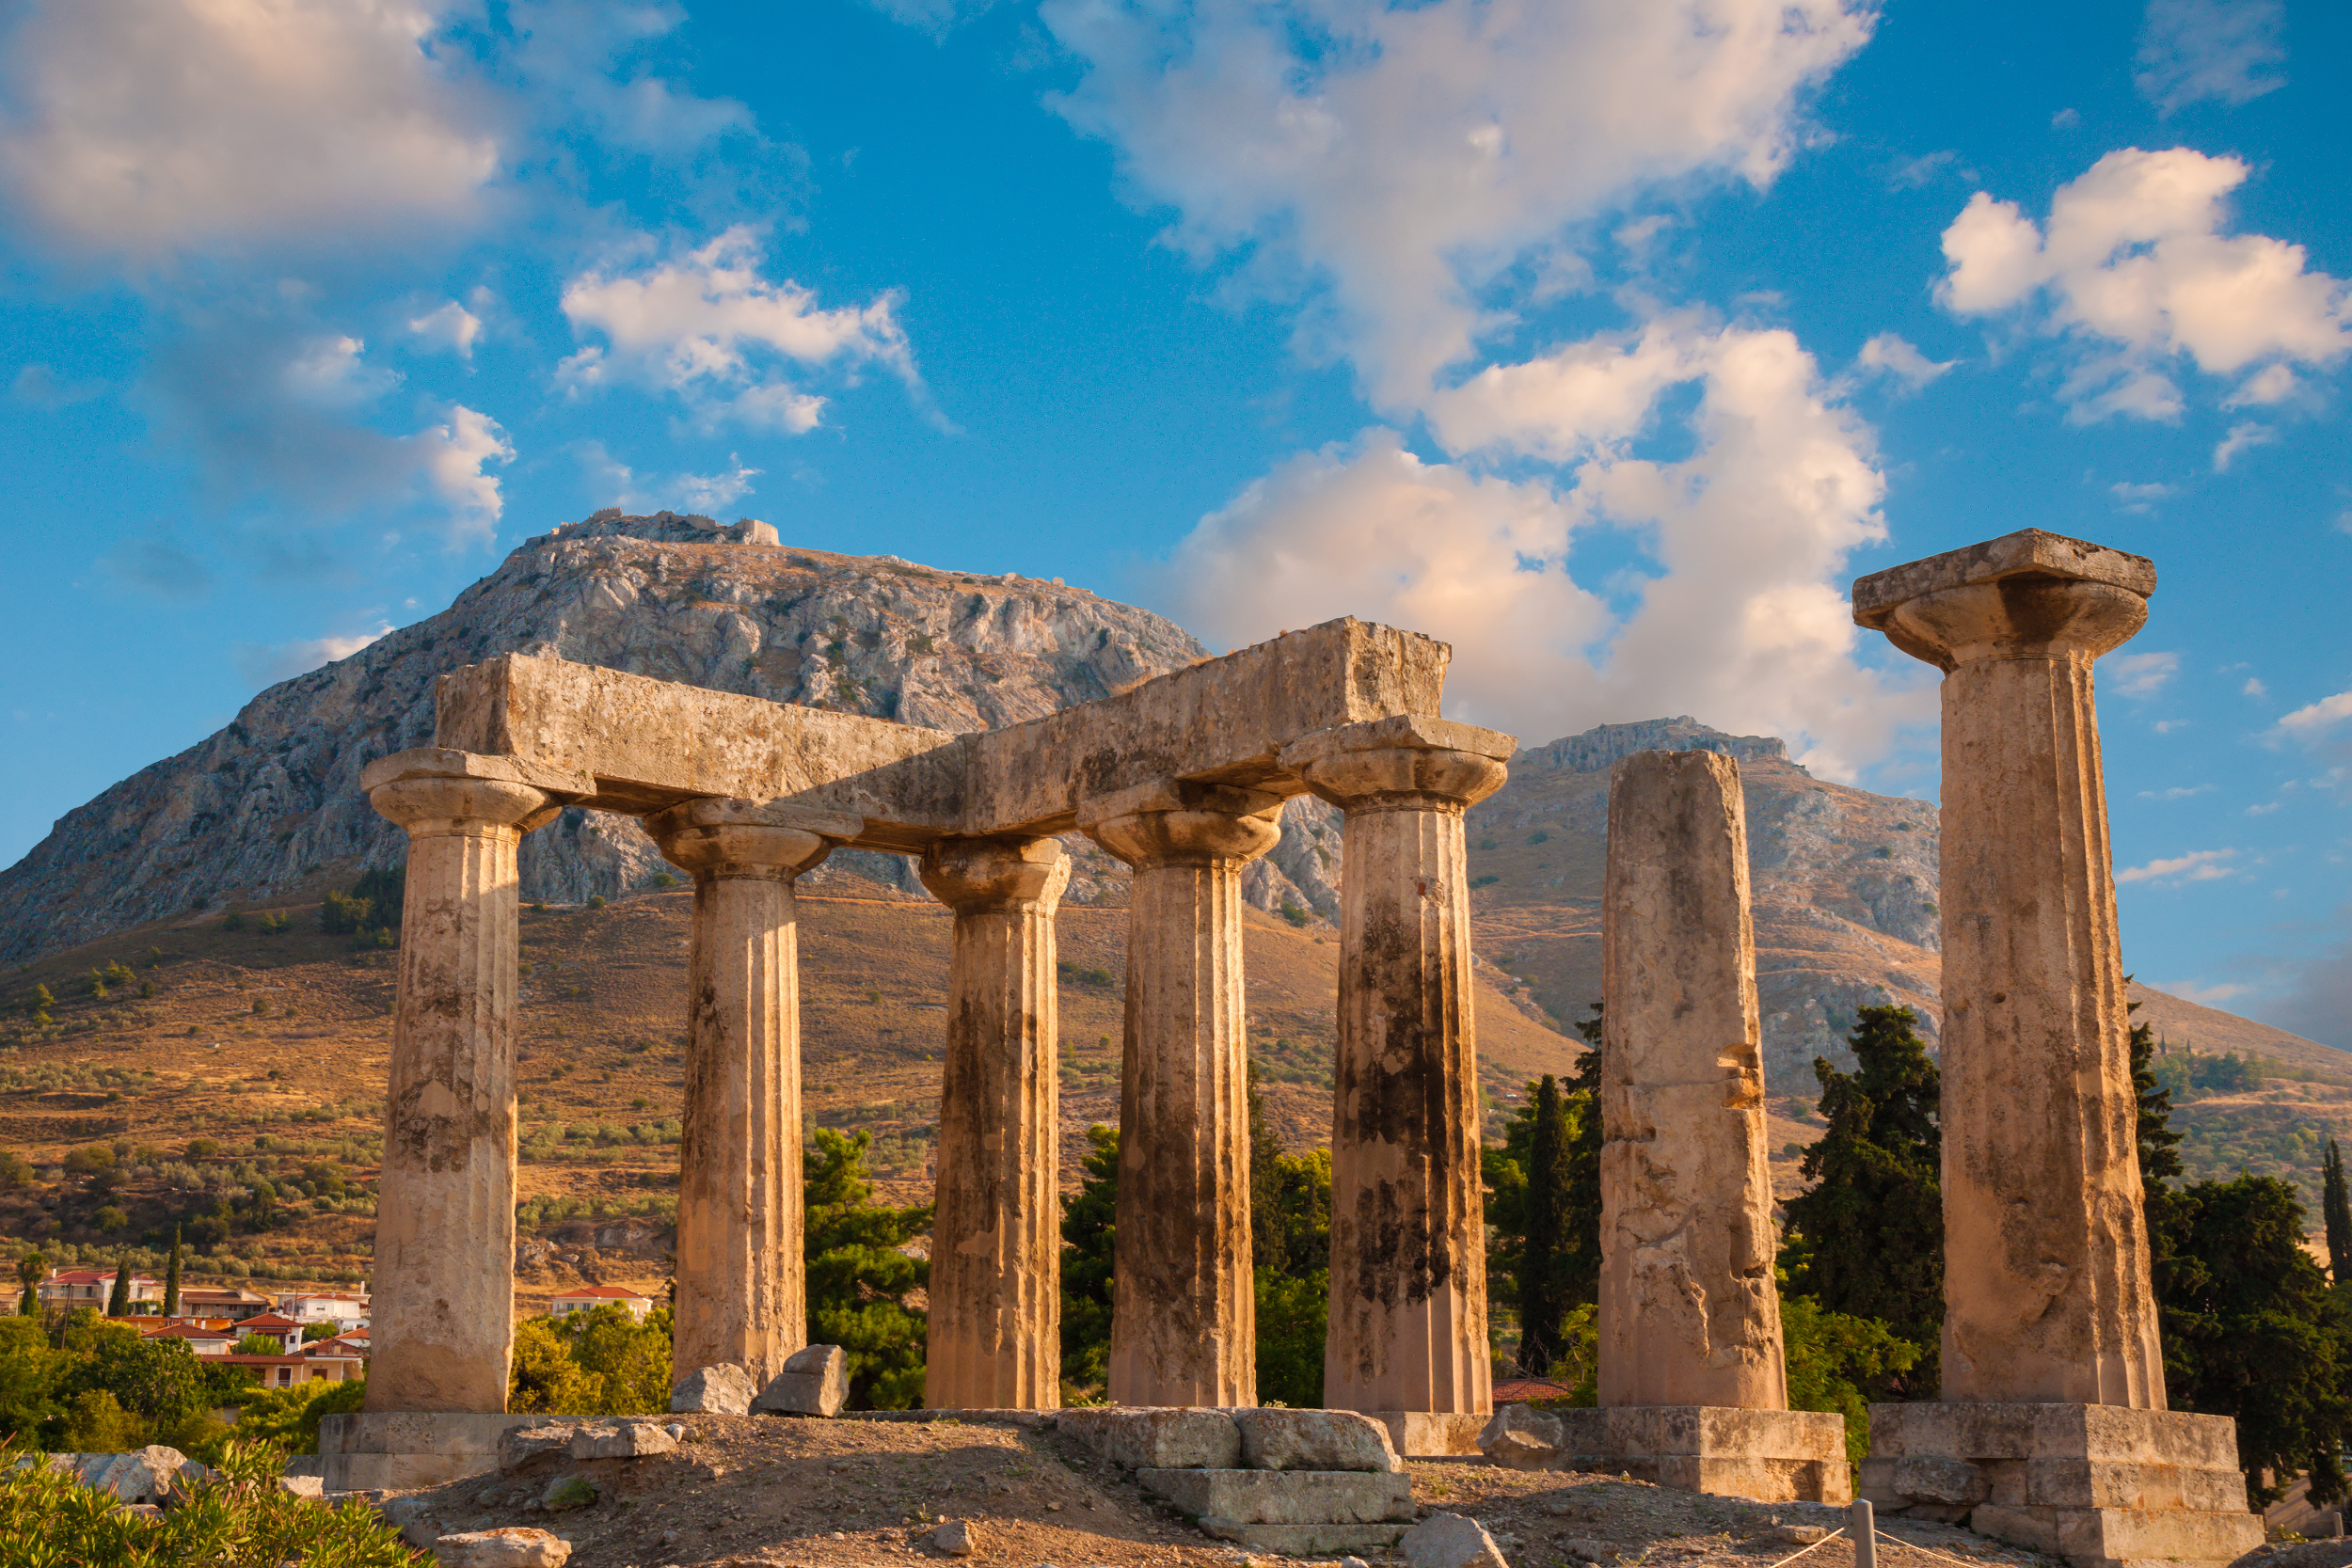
[1850, 532, 2260, 1568]
[1078, 780, 1282, 1407]
[646, 797, 858, 1386]
[1853, 530, 2163, 1406]
[1598, 750, 1785, 1410]
[917, 835, 1071, 1410]
[360, 749, 570, 1413]
[1281, 714, 1512, 1428]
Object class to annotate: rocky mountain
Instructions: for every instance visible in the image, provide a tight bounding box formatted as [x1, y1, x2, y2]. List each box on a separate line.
[0, 510, 1343, 963]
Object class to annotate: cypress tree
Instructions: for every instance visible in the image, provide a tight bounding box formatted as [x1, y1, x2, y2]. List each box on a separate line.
[14, 1250, 41, 1320]
[1060, 1126, 1120, 1394]
[2325, 1140, 2352, 1287]
[107, 1256, 133, 1317]
[164, 1225, 183, 1317]
[1782, 1005, 1943, 1397]
[1248, 1063, 1285, 1267]
[1518, 1075, 1572, 1373]
[1557, 1004, 1604, 1308]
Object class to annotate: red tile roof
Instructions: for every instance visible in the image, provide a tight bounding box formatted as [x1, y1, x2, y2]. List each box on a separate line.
[552, 1286, 654, 1300]
[233, 1312, 303, 1329]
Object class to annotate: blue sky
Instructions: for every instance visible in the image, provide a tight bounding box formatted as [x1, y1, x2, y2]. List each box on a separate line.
[2, 0, 2347, 1041]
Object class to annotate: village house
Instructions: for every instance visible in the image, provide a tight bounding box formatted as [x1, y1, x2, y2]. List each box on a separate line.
[36, 1268, 163, 1314]
[548, 1284, 657, 1323]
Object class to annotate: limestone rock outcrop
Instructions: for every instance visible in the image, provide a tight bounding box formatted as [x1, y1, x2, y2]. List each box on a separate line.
[0, 511, 1333, 962]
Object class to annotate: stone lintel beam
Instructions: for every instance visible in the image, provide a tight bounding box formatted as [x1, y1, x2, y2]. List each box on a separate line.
[428, 616, 1449, 847]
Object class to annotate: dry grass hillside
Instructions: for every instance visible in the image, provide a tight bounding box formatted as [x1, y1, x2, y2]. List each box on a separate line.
[0, 862, 1579, 1308]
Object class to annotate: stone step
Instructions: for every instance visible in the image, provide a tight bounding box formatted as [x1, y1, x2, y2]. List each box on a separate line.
[1136, 1467, 1414, 1525]
[1196, 1519, 1413, 1555]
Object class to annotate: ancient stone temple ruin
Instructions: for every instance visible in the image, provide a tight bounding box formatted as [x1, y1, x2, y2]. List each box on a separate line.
[1851, 531, 2262, 1568]
[323, 618, 1514, 1488]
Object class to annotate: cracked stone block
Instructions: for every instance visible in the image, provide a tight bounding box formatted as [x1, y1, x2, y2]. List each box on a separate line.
[1233, 1410, 1401, 1473]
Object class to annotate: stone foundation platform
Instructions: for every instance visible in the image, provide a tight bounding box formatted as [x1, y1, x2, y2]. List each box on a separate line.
[1372, 1411, 1488, 1458]
[1863, 1402, 2264, 1568]
[317, 1413, 541, 1492]
[1481, 1405, 1851, 1503]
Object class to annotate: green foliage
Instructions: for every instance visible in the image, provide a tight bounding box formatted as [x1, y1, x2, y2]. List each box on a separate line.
[318, 892, 372, 935]
[229, 1377, 367, 1455]
[1484, 1005, 1602, 1374]
[1278, 902, 1309, 927]
[59, 1389, 143, 1451]
[222, 910, 247, 932]
[1781, 1293, 1921, 1463]
[1781, 1005, 1943, 1399]
[510, 1305, 674, 1417]
[804, 1129, 931, 1409]
[586, 895, 607, 910]
[1254, 1265, 1327, 1409]
[1247, 1069, 1332, 1407]
[60, 1320, 212, 1435]
[0, 1317, 64, 1440]
[0, 1151, 28, 1188]
[232, 1335, 280, 1356]
[1060, 1125, 1119, 1399]
[2324, 1139, 2352, 1286]
[63, 1145, 113, 1177]
[163, 1229, 182, 1319]
[0, 1435, 413, 1567]
[106, 1259, 132, 1313]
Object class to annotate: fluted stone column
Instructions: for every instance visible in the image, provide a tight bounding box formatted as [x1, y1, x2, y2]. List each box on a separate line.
[918, 835, 1071, 1409]
[361, 749, 566, 1413]
[1281, 714, 1512, 1420]
[1599, 750, 1786, 1411]
[1855, 530, 2164, 1407]
[647, 797, 857, 1386]
[1078, 780, 1282, 1407]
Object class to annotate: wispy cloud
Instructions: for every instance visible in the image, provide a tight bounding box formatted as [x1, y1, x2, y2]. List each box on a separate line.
[2137, 784, 2215, 800]
[2161, 979, 2251, 1005]
[2105, 649, 2179, 696]
[2214, 420, 2277, 472]
[231, 622, 391, 689]
[2135, 0, 2287, 115]
[2117, 847, 2236, 884]
[2111, 482, 2171, 513]
[2278, 691, 2352, 736]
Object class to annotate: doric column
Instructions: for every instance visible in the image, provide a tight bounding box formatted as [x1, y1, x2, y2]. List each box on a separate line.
[1598, 749, 1786, 1410]
[361, 748, 574, 1413]
[1853, 529, 2164, 1407]
[1281, 714, 1513, 1419]
[1078, 780, 1282, 1407]
[917, 835, 1071, 1410]
[645, 797, 858, 1386]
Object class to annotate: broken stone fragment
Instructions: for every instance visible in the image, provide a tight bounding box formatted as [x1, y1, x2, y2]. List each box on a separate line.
[669, 1362, 758, 1415]
[499, 1426, 577, 1471]
[1401, 1511, 1511, 1568]
[1058, 1407, 1243, 1470]
[752, 1343, 849, 1417]
[539, 1475, 596, 1512]
[278, 1473, 326, 1498]
[922, 1518, 977, 1557]
[568, 1421, 678, 1460]
[49, 1447, 205, 1504]
[432, 1526, 574, 1567]
[1476, 1405, 1565, 1470]
[1232, 1408, 1401, 1473]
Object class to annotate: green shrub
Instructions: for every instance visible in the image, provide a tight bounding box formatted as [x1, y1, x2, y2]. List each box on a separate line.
[318, 891, 372, 935]
[586, 895, 606, 910]
[222, 911, 247, 932]
[230, 1377, 365, 1454]
[1278, 902, 1309, 927]
[511, 1307, 673, 1416]
[0, 1434, 411, 1566]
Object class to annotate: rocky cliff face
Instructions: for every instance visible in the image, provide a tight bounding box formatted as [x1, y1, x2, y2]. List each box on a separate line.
[0, 510, 1341, 963]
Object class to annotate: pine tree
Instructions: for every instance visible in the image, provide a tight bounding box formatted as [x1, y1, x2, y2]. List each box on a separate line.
[1060, 1125, 1120, 1395]
[1560, 1004, 1605, 1309]
[106, 1257, 132, 1317]
[2324, 1140, 2352, 1288]
[164, 1226, 183, 1318]
[1518, 1075, 1574, 1374]
[1248, 1063, 1285, 1267]
[1782, 1005, 1943, 1397]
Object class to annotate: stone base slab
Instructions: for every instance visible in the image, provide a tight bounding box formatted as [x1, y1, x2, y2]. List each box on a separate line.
[842, 1409, 1059, 1431]
[1370, 1410, 1488, 1458]
[1863, 1404, 2262, 1568]
[1136, 1468, 1413, 1525]
[317, 1413, 541, 1493]
[1484, 1406, 1851, 1504]
[1196, 1519, 1411, 1555]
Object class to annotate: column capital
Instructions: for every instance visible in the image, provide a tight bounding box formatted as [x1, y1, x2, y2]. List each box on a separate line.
[1852, 529, 2154, 673]
[918, 835, 1070, 915]
[1076, 780, 1282, 870]
[363, 747, 591, 837]
[1279, 713, 1514, 814]
[644, 797, 861, 881]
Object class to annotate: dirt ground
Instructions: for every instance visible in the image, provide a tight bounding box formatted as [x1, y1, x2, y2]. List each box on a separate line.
[382, 1413, 2069, 1568]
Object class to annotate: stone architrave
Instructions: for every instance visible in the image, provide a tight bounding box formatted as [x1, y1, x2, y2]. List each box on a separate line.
[1599, 750, 1785, 1411]
[1852, 531, 2163, 1406]
[1851, 531, 2261, 1568]
[646, 797, 855, 1387]
[917, 835, 1072, 1410]
[362, 748, 577, 1413]
[1279, 715, 1513, 1421]
[1078, 779, 1283, 1407]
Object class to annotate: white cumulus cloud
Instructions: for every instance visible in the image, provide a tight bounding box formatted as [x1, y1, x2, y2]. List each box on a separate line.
[408, 301, 485, 360]
[2278, 691, 2352, 736]
[1041, 0, 1875, 407]
[408, 405, 515, 545]
[560, 227, 916, 431]
[0, 0, 500, 256]
[1852, 333, 1956, 390]
[1938, 148, 2351, 421]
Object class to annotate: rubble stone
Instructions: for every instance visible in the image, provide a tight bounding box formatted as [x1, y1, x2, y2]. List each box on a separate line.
[48, 1448, 202, 1504]
[1401, 1511, 1512, 1568]
[1136, 1467, 1412, 1523]
[922, 1518, 977, 1557]
[670, 1362, 758, 1416]
[498, 1426, 576, 1471]
[568, 1421, 678, 1460]
[1057, 1407, 1243, 1470]
[432, 1526, 574, 1567]
[754, 1344, 850, 1417]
